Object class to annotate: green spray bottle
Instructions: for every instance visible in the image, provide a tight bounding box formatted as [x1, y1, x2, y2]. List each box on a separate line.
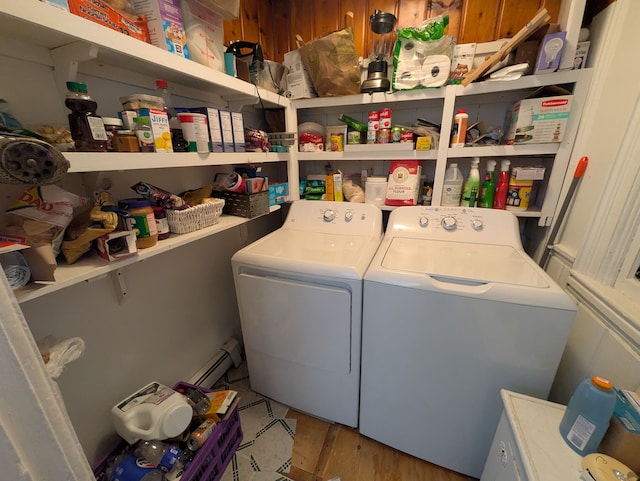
[461, 157, 480, 207]
[478, 160, 496, 208]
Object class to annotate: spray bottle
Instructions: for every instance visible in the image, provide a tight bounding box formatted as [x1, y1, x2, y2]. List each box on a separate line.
[478, 160, 496, 208]
[493, 159, 511, 209]
[461, 158, 480, 207]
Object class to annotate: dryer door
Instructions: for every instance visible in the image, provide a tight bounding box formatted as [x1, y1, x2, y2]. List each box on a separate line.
[237, 273, 352, 374]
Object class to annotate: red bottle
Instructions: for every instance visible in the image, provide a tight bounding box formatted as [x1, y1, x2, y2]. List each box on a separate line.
[492, 159, 511, 210]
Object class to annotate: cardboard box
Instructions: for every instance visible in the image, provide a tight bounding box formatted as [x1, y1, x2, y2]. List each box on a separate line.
[503, 95, 572, 145]
[599, 388, 640, 473]
[535, 31, 567, 74]
[268, 183, 289, 206]
[132, 0, 189, 58]
[286, 71, 317, 99]
[325, 171, 343, 202]
[42, 0, 70, 10]
[68, 0, 150, 43]
[573, 41, 590, 70]
[231, 112, 245, 152]
[181, 0, 225, 72]
[218, 110, 234, 152]
[190, 107, 223, 152]
[137, 108, 173, 152]
[96, 231, 138, 262]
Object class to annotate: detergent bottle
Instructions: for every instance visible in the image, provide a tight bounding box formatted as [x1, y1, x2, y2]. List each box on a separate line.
[478, 160, 496, 208]
[461, 157, 480, 207]
[441, 163, 464, 206]
[493, 159, 511, 209]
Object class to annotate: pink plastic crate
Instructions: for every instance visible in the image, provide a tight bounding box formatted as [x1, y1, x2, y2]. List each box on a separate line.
[93, 382, 242, 481]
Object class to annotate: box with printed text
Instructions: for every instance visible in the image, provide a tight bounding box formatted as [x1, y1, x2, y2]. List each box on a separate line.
[132, 0, 189, 58]
[503, 95, 572, 145]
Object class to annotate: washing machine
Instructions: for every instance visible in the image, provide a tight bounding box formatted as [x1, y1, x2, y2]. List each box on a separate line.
[232, 200, 383, 427]
[359, 206, 576, 478]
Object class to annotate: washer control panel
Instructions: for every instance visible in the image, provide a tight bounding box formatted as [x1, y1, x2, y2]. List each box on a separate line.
[387, 206, 521, 245]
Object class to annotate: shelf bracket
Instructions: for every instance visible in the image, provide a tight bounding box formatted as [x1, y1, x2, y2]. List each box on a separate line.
[50, 41, 99, 97]
[225, 94, 259, 112]
[110, 269, 128, 304]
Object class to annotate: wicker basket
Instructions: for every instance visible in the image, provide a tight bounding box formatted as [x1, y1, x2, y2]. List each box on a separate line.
[166, 199, 225, 234]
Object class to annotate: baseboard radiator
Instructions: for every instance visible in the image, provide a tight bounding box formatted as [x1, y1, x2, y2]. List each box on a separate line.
[187, 337, 242, 388]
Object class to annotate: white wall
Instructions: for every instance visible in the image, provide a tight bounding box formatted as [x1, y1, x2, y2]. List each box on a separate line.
[547, 0, 640, 403]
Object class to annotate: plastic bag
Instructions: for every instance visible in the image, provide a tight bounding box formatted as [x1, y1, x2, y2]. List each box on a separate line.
[392, 16, 455, 90]
[298, 15, 361, 97]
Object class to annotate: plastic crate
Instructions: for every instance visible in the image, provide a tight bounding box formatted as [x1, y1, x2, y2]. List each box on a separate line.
[93, 382, 242, 481]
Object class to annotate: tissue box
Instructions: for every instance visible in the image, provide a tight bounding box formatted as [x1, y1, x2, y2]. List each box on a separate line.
[268, 183, 289, 205]
[97, 231, 138, 262]
[132, 0, 189, 58]
[599, 388, 640, 473]
[503, 95, 572, 145]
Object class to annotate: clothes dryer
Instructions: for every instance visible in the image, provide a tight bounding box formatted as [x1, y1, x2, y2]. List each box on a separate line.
[232, 201, 382, 427]
[360, 206, 576, 477]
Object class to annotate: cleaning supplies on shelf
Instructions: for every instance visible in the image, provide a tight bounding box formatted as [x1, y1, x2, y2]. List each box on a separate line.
[441, 162, 463, 206]
[493, 159, 511, 209]
[461, 157, 480, 207]
[478, 160, 496, 208]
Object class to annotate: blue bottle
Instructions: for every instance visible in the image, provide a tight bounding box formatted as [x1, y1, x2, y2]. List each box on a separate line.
[559, 375, 617, 455]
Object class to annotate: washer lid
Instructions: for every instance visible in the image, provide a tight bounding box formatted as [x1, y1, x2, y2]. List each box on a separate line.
[381, 238, 549, 288]
[233, 229, 382, 279]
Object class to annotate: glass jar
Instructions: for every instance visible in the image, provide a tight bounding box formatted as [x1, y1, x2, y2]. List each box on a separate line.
[114, 130, 140, 152]
[152, 206, 170, 240]
[103, 117, 123, 151]
[118, 198, 158, 249]
[133, 117, 154, 152]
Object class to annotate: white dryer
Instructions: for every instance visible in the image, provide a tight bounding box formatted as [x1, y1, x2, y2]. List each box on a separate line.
[232, 200, 382, 427]
[360, 206, 576, 478]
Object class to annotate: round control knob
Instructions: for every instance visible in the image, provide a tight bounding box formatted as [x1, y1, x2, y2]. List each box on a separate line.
[471, 219, 484, 231]
[345, 211, 353, 222]
[323, 209, 336, 222]
[441, 215, 457, 231]
[419, 216, 429, 227]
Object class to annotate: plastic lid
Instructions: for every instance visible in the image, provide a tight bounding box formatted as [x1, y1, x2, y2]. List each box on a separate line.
[591, 376, 613, 390]
[118, 198, 151, 209]
[66, 81, 87, 92]
[456, 110, 467, 114]
[102, 117, 123, 126]
[501, 159, 511, 170]
[156, 79, 168, 89]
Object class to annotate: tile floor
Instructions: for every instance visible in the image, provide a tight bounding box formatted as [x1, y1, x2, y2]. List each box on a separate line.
[213, 363, 476, 481]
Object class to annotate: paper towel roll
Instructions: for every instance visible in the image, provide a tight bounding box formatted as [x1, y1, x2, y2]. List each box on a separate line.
[0, 251, 30, 289]
[420, 55, 451, 87]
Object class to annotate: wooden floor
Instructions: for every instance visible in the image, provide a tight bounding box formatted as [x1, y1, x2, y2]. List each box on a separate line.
[285, 409, 477, 481]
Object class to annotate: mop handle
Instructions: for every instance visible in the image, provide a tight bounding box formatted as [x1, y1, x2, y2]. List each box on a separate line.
[540, 156, 589, 267]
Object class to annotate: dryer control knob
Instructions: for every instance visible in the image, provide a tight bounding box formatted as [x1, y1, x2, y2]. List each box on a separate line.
[441, 216, 457, 230]
[419, 216, 429, 227]
[471, 219, 484, 231]
[344, 211, 353, 222]
[323, 209, 336, 222]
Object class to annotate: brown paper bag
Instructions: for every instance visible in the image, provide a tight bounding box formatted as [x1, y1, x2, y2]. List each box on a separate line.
[298, 24, 361, 97]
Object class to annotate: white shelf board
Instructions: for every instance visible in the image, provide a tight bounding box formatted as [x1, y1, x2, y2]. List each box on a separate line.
[298, 149, 438, 161]
[15, 207, 281, 304]
[0, 0, 286, 108]
[65, 152, 289, 172]
[453, 69, 587, 97]
[292, 88, 446, 109]
[447, 144, 559, 158]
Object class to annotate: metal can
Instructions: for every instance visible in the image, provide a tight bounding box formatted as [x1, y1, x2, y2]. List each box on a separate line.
[378, 128, 391, 144]
[367, 110, 380, 132]
[347, 130, 362, 144]
[330, 133, 344, 151]
[400, 129, 414, 143]
[391, 126, 402, 143]
[367, 128, 377, 144]
[379, 108, 392, 129]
